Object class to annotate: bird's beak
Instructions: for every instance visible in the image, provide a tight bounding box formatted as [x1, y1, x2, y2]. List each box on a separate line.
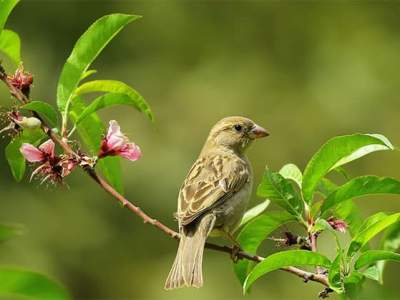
[249, 124, 269, 139]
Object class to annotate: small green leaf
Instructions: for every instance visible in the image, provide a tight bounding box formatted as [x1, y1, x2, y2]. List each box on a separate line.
[377, 222, 400, 283]
[329, 251, 344, 294]
[75, 80, 153, 121]
[312, 218, 334, 234]
[0, 29, 20, 65]
[0, 268, 70, 300]
[348, 213, 400, 257]
[380, 223, 400, 252]
[5, 138, 26, 181]
[21, 101, 58, 127]
[279, 163, 302, 188]
[361, 265, 380, 282]
[0, 0, 19, 32]
[5, 129, 45, 181]
[80, 69, 97, 81]
[343, 271, 365, 299]
[257, 168, 304, 217]
[57, 14, 140, 114]
[321, 176, 400, 214]
[0, 224, 22, 242]
[302, 134, 393, 204]
[355, 250, 400, 270]
[236, 199, 270, 230]
[243, 250, 331, 293]
[234, 212, 294, 284]
[69, 97, 123, 193]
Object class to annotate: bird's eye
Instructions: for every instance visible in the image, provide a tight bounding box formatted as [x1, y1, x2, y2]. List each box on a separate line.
[234, 124, 242, 132]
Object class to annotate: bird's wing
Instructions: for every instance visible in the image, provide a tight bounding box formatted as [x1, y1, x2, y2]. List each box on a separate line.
[177, 154, 249, 226]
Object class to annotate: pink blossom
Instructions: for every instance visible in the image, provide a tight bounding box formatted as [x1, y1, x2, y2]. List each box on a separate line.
[99, 120, 141, 161]
[20, 140, 76, 184]
[20, 139, 55, 163]
[327, 217, 347, 233]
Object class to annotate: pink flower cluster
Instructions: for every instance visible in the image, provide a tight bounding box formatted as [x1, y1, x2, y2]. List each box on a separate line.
[20, 140, 76, 184]
[19, 120, 141, 184]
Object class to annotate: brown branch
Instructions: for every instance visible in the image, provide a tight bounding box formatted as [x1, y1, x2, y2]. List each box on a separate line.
[0, 64, 329, 289]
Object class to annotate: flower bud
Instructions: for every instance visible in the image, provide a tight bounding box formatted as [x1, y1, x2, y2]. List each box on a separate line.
[327, 217, 347, 233]
[18, 117, 41, 129]
[8, 65, 33, 96]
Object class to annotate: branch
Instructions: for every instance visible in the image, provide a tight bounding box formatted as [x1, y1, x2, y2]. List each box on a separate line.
[0, 64, 329, 289]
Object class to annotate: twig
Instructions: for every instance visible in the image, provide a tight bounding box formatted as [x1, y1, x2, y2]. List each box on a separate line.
[0, 64, 329, 289]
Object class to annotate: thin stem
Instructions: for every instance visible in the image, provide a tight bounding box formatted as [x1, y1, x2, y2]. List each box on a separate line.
[0, 63, 329, 289]
[68, 125, 77, 138]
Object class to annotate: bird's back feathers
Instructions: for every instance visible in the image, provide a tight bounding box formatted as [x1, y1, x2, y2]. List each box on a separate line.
[177, 153, 249, 226]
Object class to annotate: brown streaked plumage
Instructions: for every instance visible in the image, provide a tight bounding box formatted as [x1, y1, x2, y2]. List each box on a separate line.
[165, 116, 268, 290]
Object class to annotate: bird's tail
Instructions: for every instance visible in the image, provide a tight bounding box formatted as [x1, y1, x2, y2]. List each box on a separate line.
[164, 214, 216, 290]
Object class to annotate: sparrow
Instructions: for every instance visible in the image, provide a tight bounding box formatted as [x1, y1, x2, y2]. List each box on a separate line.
[165, 116, 269, 289]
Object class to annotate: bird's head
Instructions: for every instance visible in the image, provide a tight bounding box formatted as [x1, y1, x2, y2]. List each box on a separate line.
[204, 116, 269, 154]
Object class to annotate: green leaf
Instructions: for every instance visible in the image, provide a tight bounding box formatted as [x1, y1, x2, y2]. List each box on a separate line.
[234, 211, 294, 284]
[380, 223, 400, 252]
[0, 0, 19, 32]
[329, 251, 344, 294]
[316, 178, 363, 236]
[361, 265, 380, 282]
[5, 129, 45, 181]
[376, 222, 400, 283]
[302, 134, 394, 204]
[73, 93, 149, 126]
[312, 218, 335, 234]
[321, 176, 400, 214]
[236, 199, 270, 230]
[356, 212, 388, 236]
[335, 200, 363, 236]
[243, 250, 331, 293]
[279, 163, 302, 188]
[316, 178, 338, 196]
[348, 213, 400, 257]
[343, 271, 365, 299]
[80, 69, 97, 81]
[355, 250, 400, 270]
[0, 224, 22, 242]
[5, 138, 26, 181]
[257, 168, 304, 216]
[0, 29, 20, 65]
[75, 80, 153, 121]
[21, 101, 58, 127]
[56, 14, 140, 114]
[0, 268, 70, 300]
[69, 97, 123, 193]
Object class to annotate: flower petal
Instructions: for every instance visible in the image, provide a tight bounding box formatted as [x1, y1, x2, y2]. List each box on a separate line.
[119, 143, 141, 161]
[106, 120, 128, 150]
[39, 139, 55, 157]
[20, 143, 45, 162]
[107, 120, 122, 140]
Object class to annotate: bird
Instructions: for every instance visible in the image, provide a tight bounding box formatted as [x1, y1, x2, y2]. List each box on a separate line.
[165, 116, 269, 290]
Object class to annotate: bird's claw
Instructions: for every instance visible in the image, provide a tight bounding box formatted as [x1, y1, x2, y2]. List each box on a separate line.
[230, 245, 242, 263]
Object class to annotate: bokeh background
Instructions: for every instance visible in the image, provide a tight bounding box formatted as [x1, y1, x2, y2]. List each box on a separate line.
[0, 1, 400, 299]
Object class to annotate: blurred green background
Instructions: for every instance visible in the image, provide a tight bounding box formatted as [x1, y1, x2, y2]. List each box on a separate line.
[1, 1, 400, 299]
